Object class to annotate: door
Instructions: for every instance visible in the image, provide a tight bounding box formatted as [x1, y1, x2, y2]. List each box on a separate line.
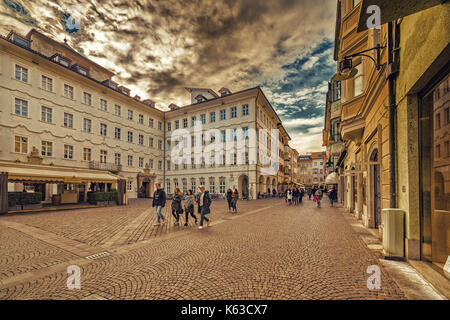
[420, 73, 450, 263]
[371, 150, 381, 228]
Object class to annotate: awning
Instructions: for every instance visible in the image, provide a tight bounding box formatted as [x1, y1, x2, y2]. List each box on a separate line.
[357, 0, 447, 32]
[0, 161, 120, 184]
[325, 172, 339, 185]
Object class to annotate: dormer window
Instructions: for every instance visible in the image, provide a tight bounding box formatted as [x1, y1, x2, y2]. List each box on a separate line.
[7, 32, 30, 48]
[72, 64, 90, 77]
[195, 94, 207, 103]
[102, 79, 119, 91]
[51, 54, 72, 68]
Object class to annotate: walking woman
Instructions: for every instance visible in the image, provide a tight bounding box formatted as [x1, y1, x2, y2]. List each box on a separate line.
[184, 189, 198, 226]
[226, 188, 233, 212]
[231, 188, 239, 213]
[171, 188, 183, 226]
[198, 186, 212, 229]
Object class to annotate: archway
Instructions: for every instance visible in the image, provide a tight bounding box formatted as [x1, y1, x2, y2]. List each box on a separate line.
[259, 175, 265, 194]
[266, 177, 271, 195]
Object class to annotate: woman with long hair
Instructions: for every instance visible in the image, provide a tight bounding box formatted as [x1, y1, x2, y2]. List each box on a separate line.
[171, 187, 183, 226]
[184, 189, 198, 226]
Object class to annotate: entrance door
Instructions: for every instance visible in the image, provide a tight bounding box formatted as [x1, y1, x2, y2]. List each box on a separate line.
[420, 73, 450, 263]
[371, 150, 381, 228]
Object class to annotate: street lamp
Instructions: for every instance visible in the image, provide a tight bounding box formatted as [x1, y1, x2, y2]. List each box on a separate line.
[336, 44, 386, 81]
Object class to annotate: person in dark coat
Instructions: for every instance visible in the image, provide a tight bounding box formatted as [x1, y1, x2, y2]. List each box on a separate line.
[198, 187, 212, 229]
[152, 183, 166, 226]
[328, 186, 338, 207]
[226, 188, 233, 211]
[299, 188, 305, 203]
[231, 188, 239, 213]
[171, 188, 183, 226]
[183, 189, 198, 226]
[272, 188, 277, 198]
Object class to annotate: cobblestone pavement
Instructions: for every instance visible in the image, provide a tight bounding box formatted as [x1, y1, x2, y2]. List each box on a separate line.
[0, 198, 409, 299]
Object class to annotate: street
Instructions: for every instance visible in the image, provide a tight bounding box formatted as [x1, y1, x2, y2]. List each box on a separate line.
[0, 198, 421, 300]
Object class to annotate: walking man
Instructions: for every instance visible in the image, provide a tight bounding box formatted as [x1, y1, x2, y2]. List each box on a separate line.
[198, 187, 212, 229]
[152, 183, 166, 226]
[328, 186, 337, 207]
[315, 187, 323, 208]
[226, 188, 233, 212]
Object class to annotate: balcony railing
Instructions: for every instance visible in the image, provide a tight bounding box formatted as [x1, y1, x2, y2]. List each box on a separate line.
[89, 161, 122, 173]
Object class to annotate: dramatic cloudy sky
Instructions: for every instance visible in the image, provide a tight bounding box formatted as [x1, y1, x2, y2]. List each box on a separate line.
[0, 0, 337, 153]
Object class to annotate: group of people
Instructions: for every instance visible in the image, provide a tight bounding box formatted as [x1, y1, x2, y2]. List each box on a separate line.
[152, 183, 212, 230]
[307, 186, 338, 208]
[285, 187, 305, 205]
[226, 188, 240, 213]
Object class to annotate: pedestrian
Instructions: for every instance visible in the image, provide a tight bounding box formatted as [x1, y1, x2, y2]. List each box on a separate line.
[226, 188, 233, 211]
[184, 189, 198, 226]
[308, 188, 312, 200]
[272, 188, 277, 198]
[293, 187, 299, 206]
[287, 188, 293, 205]
[315, 187, 323, 208]
[328, 186, 337, 207]
[152, 183, 166, 226]
[198, 186, 212, 229]
[171, 187, 183, 226]
[231, 188, 239, 213]
[299, 188, 304, 204]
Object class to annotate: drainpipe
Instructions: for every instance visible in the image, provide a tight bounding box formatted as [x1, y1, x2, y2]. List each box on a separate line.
[387, 21, 398, 208]
[163, 114, 166, 190]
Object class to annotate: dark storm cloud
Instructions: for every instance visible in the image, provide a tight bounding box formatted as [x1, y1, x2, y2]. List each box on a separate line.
[0, 0, 336, 152]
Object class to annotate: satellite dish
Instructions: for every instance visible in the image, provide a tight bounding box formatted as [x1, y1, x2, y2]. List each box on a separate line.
[335, 68, 358, 81]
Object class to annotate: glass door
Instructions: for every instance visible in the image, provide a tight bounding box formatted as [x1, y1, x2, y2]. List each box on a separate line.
[420, 73, 450, 264]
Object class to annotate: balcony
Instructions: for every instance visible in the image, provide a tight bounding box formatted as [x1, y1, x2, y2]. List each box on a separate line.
[89, 161, 122, 173]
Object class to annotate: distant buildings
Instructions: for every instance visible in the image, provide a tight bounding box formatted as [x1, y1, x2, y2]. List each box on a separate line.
[323, 0, 449, 267]
[298, 152, 327, 187]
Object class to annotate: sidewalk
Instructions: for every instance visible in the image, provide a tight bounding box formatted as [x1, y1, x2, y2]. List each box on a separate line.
[337, 205, 448, 300]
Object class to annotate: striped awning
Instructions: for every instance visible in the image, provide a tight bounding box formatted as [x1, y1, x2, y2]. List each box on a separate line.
[0, 161, 120, 184]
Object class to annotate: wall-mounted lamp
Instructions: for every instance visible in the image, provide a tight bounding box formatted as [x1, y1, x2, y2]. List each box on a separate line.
[336, 44, 385, 81]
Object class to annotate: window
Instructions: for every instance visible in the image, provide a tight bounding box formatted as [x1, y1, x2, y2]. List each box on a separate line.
[354, 63, 363, 96]
[149, 159, 154, 169]
[14, 136, 27, 153]
[127, 181, 133, 192]
[139, 114, 144, 124]
[158, 140, 162, 150]
[221, 130, 226, 142]
[100, 99, 108, 111]
[149, 118, 154, 128]
[41, 141, 52, 157]
[445, 108, 449, 125]
[64, 113, 74, 128]
[183, 181, 187, 194]
[231, 107, 237, 118]
[139, 157, 144, 168]
[83, 118, 92, 133]
[220, 109, 226, 120]
[14, 98, 28, 117]
[149, 137, 154, 148]
[175, 120, 180, 129]
[83, 148, 92, 161]
[115, 104, 121, 116]
[166, 182, 171, 194]
[128, 131, 133, 143]
[115, 153, 121, 165]
[128, 110, 134, 120]
[201, 114, 206, 124]
[158, 121, 162, 130]
[167, 160, 171, 171]
[220, 181, 226, 194]
[41, 106, 52, 123]
[128, 155, 133, 167]
[436, 113, 441, 129]
[114, 127, 121, 140]
[158, 160, 162, 170]
[64, 84, 74, 99]
[210, 112, 216, 123]
[64, 145, 74, 159]
[100, 123, 107, 136]
[183, 118, 188, 128]
[192, 181, 196, 192]
[242, 104, 249, 116]
[15, 65, 28, 83]
[100, 150, 107, 163]
[243, 127, 249, 140]
[42, 76, 53, 91]
[83, 92, 92, 106]
[167, 122, 172, 131]
[139, 134, 144, 145]
[192, 116, 197, 127]
[210, 182, 215, 194]
[167, 140, 171, 151]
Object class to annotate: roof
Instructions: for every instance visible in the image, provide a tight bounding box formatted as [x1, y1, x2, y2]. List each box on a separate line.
[185, 87, 219, 98]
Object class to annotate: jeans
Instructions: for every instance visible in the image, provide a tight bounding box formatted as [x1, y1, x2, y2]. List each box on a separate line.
[156, 206, 165, 223]
[330, 198, 335, 207]
[199, 206, 209, 226]
[185, 205, 197, 224]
